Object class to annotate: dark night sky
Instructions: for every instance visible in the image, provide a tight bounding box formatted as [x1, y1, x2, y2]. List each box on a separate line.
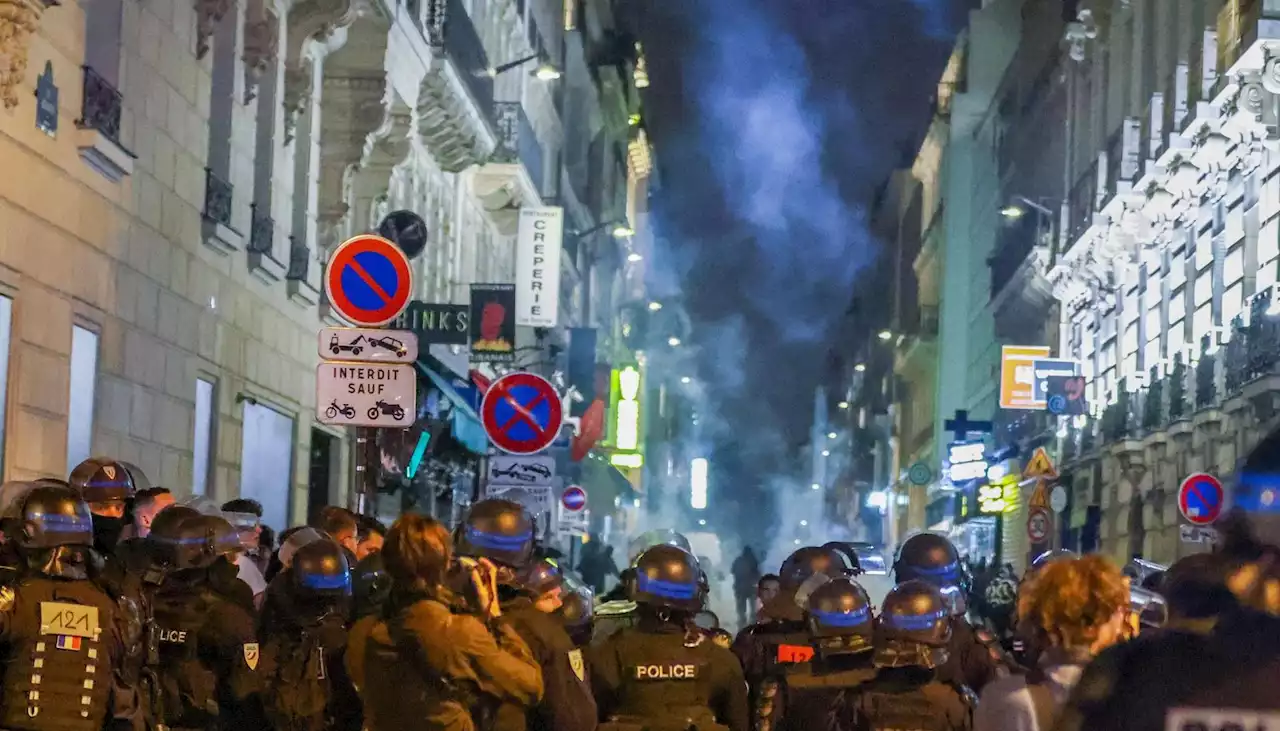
[633, 0, 967, 504]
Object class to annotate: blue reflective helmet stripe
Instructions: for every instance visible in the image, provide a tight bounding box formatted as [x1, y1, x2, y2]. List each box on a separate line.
[299, 571, 352, 592]
[811, 605, 871, 627]
[34, 514, 92, 533]
[636, 573, 698, 601]
[464, 527, 533, 551]
[908, 560, 961, 583]
[883, 608, 948, 631]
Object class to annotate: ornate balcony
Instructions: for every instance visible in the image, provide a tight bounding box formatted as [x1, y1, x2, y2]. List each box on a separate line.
[201, 168, 242, 255]
[286, 236, 323, 306]
[415, 0, 496, 172]
[247, 203, 287, 283]
[75, 66, 134, 182]
[473, 101, 544, 234]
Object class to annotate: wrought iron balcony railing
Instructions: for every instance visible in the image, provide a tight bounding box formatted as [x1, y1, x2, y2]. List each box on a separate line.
[286, 236, 310, 281]
[77, 66, 124, 144]
[248, 203, 274, 255]
[203, 168, 233, 227]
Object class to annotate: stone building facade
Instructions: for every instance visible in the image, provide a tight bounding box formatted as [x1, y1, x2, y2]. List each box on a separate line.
[0, 0, 649, 531]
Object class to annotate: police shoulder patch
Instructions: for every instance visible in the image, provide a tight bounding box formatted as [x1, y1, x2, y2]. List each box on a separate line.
[243, 642, 260, 670]
[567, 648, 585, 682]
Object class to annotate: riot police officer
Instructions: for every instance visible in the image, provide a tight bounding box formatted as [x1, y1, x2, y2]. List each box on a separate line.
[588, 543, 748, 731]
[732, 545, 843, 689]
[0, 483, 145, 731]
[350, 549, 390, 622]
[753, 577, 877, 731]
[259, 537, 362, 731]
[594, 531, 699, 641]
[68, 457, 137, 555]
[149, 512, 264, 729]
[895, 532, 1007, 692]
[558, 586, 594, 648]
[851, 580, 973, 730]
[457, 499, 596, 731]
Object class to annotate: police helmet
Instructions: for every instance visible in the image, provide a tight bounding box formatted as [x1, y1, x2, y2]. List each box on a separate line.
[631, 544, 702, 612]
[779, 545, 844, 593]
[118, 461, 152, 492]
[146, 505, 202, 565]
[805, 577, 874, 655]
[626, 529, 694, 564]
[456, 499, 535, 569]
[519, 558, 563, 597]
[17, 484, 94, 549]
[68, 457, 136, 504]
[291, 538, 352, 598]
[160, 514, 242, 570]
[894, 533, 962, 585]
[0, 481, 40, 536]
[557, 586, 594, 646]
[873, 579, 952, 669]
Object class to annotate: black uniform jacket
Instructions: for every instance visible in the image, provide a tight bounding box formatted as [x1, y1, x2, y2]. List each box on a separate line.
[588, 616, 749, 731]
[497, 596, 597, 731]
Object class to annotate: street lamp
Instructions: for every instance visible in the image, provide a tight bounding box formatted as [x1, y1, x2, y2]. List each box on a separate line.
[488, 54, 562, 80]
[811, 482, 821, 490]
[800, 520, 808, 527]
[648, 301, 663, 311]
[837, 401, 850, 409]
[572, 219, 633, 239]
[821, 450, 830, 457]
[854, 363, 866, 373]
[1000, 195, 1054, 220]
[668, 336, 681, 347]
[680, 376, 691, 384]
[877, 330, 893, 341]
[828, 432, 837, 439]
[627, 252, 643, 263]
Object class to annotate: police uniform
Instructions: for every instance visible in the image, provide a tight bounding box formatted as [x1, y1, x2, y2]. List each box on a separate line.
[458, 500, 596, 731]
[894, 533, 1007, 694]
[0, 483, 145, 731]
[753, 578, 877, 731]
[853, 580, 973, 731]
[588, 544, 748, 731]
[68, 458, 136, 556]
[149, 514, 263, 730]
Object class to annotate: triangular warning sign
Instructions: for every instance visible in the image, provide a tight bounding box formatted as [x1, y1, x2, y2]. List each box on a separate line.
[1028, 480, 1050, 509]
[1023, 447, 1058, 480]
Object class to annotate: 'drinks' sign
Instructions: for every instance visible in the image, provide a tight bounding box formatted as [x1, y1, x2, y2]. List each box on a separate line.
[515, 207, 564, 328]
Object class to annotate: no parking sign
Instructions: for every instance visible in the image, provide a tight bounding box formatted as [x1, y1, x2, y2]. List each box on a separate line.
[1178, 473, 1224, 526]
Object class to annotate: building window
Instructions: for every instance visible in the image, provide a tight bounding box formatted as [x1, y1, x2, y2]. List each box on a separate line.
[1193, 303, 1213, 345]
[67, 326, 99, 473]
[84, 0, 123, 86]
[239, 401, 294, 532]
[204, 3, 241, 228]
[1224, 283, 1244, 325]
[193, 378, 216, 496]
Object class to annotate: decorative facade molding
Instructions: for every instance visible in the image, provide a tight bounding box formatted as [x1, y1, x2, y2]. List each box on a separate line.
[417, 65, 493, 173]
[0, 0, 47, 110]
[242, 10, 279, 104]
[282, 0, 359, 141]
[316, 73, 385, 249]
[195, 0, 235, 60]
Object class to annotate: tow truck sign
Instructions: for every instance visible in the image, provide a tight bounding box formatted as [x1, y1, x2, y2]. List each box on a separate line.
[318, 327, 417, 364]
[315, 362, 416, 428]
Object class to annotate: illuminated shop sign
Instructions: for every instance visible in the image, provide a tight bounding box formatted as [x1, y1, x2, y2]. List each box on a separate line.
[611, 365, 643, 468]
[946, 441, 987, 482]
[977, 476, 1020, 515]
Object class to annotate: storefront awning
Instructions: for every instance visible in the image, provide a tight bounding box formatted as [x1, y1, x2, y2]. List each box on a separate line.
[579, 452, 638, 508]
[418, 364, 488, 455]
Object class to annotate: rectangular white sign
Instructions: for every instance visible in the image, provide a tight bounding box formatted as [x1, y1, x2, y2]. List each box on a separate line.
[557, 504, 589, 538]
[315, 363, 416, 428]
[318, 328, 418, 364]
[1179, 524, 1219, 545]
[515, 206, 563, 328]
[488, 454, 556, 487]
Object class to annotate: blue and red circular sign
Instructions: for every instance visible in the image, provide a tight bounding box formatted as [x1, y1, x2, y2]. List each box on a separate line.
[481, 372, 564, 455]
[562, 485, 587, 513]
[1178, 472, 1224, 526]
[324, 235, 413, 327]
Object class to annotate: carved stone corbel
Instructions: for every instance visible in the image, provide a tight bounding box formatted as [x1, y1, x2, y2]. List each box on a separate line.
[195, 0, 234, 60]
[0, 0, 47, 110]
[282, 0, 357, 141]
[242, 10, 279, 104]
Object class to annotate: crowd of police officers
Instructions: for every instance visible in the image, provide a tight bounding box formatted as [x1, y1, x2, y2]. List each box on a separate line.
[0, 450, 1278, 731]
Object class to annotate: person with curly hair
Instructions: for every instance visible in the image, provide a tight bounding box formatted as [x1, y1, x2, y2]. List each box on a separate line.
[973, 554, 1130, 731]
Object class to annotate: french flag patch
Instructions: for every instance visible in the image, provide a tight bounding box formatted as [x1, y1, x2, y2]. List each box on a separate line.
[55, 636, 81, 652]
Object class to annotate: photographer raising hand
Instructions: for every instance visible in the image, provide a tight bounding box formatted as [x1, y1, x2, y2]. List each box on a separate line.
[346, 513, 544, 731]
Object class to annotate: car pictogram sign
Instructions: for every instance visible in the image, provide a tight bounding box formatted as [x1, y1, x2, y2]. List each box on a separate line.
[481, 372, 565, 455]
[1178, 473, 1224, 526]
[324, 235, 413, 327]
[562, 486, 587, 512]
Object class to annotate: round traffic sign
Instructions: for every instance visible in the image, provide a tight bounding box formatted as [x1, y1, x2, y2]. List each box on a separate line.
[908, 462, 932, 486]
[481, 372, 564, 455]
[562, 485, 587, 512]
[1178, 472, 1224, 526]
[1027, 507, 1052, 543]
[1047, 394, 1067, 415]
[324, 235, 414, 327]
[1050, 485, 1068, 514]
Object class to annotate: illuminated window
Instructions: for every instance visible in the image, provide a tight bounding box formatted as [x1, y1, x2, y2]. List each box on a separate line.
[67, 325, 99, 473]
[616, 366, 641, 451]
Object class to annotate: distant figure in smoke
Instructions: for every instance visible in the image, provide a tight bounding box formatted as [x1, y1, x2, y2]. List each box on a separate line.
[577, 536, 618, 595]
[732, 546, 762, 628]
